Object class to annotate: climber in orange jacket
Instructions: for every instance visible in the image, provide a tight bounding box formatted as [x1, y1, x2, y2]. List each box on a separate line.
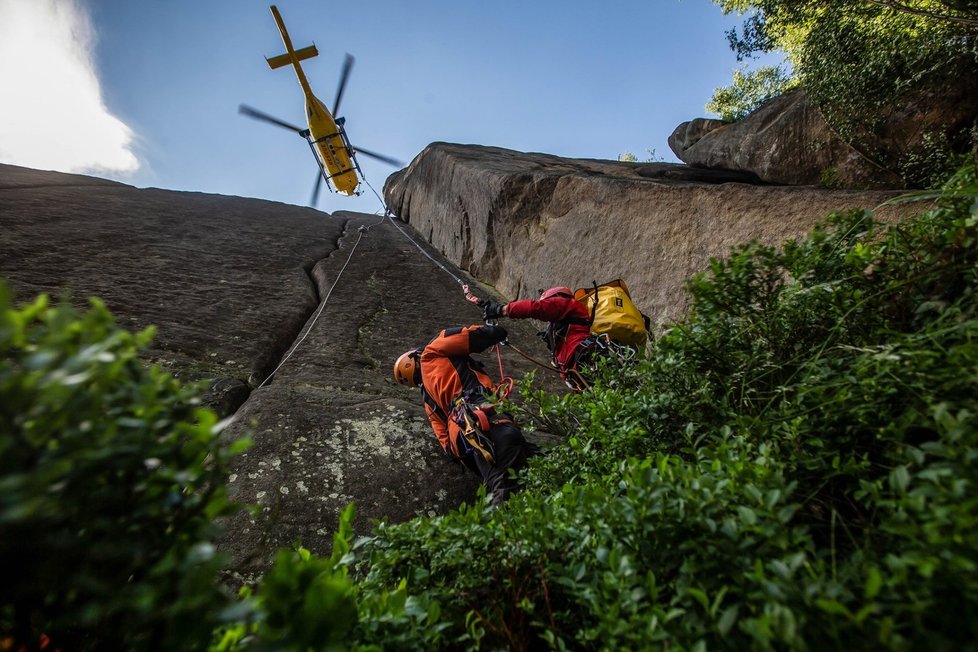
[480, 287, 596, 390]
[394, 323, 539, 507]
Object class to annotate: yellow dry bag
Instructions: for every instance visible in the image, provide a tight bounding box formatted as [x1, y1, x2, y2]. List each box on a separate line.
[574, 279, 649, 347]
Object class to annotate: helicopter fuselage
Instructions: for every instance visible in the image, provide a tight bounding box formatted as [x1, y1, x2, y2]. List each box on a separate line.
[269, 5, 360, 196]
[304, 94, 358, 196]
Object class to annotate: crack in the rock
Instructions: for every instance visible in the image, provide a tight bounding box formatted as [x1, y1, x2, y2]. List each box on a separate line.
[354, 271, 388, 370]
[251, 218, 352, 388]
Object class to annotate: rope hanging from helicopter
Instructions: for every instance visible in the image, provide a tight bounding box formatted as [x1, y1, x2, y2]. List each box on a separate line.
[360, 176, 467, 287]
[361, 175, 556, 389]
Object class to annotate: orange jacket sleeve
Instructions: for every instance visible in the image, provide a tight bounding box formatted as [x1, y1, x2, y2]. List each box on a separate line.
[423, 399, 451, 452]
[422, 324, 508, 359]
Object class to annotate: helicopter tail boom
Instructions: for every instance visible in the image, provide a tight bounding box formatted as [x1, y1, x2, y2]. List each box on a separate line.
[268, 5, 314, 94]
[267, 44, 318, 70]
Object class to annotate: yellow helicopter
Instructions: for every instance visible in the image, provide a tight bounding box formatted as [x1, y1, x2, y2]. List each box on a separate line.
[240, 5, 403, 205]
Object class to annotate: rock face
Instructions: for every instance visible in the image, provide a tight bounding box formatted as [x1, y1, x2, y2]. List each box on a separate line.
[0, 163, 559, 579]
[669, 90, 904, 189]
[385, 143, 908, 329]
[0, 150, 918, 579]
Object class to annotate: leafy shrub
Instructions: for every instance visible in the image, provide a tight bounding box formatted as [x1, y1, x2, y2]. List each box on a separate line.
[212, 505, 366, 652]
[898, 128, 978, 189]
[0, 288, 243, 651]
[618, 148, 666, 163]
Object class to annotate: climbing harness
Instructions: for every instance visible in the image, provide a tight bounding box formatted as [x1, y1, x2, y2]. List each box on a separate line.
[448, 384, 520, 466]
[443, 337, 517, 466]
[449, 394, 498, 464]
[580, 333, 638, 363]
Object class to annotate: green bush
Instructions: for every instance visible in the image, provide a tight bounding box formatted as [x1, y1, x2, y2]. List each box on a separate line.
[0, 288, 244, 651]
[212, 505, 364, 652]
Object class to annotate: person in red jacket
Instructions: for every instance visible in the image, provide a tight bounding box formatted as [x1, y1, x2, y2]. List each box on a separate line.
[394, 323, 538, 507]
[480, 287, 596, 390]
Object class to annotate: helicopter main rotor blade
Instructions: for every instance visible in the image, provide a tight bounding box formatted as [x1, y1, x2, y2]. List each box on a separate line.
[332, 54, 354, 116]
[239, 104, 305, 135]
[310, 171, 324, 208]
[351, 146, 404, 168]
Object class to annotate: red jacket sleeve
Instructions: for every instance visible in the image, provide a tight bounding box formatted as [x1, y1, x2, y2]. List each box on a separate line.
[507, 296, 582, 322]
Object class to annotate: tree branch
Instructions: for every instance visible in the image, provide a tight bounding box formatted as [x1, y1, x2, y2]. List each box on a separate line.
[862, 0, 978, 27]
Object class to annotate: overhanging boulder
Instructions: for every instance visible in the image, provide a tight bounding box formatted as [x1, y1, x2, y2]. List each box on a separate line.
[385, 143, 909, 328]
[669, 90, 904, 189]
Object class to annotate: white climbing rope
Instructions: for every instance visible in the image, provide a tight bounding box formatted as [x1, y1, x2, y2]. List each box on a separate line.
[256, 215, 384, 389]
[363, 174, 468, 287]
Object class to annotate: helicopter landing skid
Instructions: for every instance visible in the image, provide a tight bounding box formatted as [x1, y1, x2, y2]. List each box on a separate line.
[304, 127, 364, 196]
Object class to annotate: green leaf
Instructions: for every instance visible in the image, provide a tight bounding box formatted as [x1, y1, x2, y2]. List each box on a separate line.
[718, 604, 740, 636]
[865, 566, 883, 600]
[737, 505, 758, 526]
[688, 587, 710, 611]
[890, 465, 911, 493]
[816, 599, 852, 619]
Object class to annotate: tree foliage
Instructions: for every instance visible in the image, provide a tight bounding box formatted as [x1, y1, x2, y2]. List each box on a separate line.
[706, 64, 797, 121]
[710, 0, 978, 185]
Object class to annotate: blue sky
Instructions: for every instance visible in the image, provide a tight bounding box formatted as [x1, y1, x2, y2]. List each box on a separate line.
[0, 0, 778, 216]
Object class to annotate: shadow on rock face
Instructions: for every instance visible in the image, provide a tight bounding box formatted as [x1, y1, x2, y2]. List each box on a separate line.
[633, 163, 763, 184]
[201, 376, 252, 418]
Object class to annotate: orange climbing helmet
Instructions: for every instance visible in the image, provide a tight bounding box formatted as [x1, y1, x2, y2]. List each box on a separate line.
[394, 348, 423, 387]
[540, 286, 573, 300]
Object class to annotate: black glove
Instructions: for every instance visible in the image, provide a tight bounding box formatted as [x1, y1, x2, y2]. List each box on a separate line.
[482, 302, 506, 321]
[486, 324, 508, 345]
[470, 324, 508, 352]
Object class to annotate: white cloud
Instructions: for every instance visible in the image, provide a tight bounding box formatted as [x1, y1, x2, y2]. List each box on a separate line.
[0, 0, 139, 174]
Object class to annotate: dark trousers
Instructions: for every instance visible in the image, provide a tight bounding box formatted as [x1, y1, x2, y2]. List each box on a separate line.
[465, 419, 539, 507]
